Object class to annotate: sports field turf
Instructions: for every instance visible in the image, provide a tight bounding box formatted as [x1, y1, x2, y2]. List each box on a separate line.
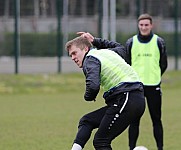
[0, 71, 180, 150]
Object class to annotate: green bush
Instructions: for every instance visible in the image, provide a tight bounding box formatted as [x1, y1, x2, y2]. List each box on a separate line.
[0, 32, 180, 56]
[0, 33, 14, 56]
[159, 32, 180, 56]
[1, 32, 59, 56]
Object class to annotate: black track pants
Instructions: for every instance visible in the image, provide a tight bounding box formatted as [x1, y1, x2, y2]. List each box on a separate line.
[73, 90, 145, 150]
[129, 85, 163, 150]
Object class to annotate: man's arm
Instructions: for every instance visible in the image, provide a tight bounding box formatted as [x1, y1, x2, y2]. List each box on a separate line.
[157, 37, 168, 75]
[77, 32, 128, 62]
[93, 38, 127, 61]
[83, 56, 101, 101]
[125, 37, 133, 65]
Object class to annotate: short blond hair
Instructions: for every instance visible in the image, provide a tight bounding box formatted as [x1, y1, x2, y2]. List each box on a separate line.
[138, 13, 153, 24]
[65, 36, 93, 52]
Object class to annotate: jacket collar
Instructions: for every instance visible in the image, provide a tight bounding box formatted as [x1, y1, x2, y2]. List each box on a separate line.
[138, 31, 153, 43]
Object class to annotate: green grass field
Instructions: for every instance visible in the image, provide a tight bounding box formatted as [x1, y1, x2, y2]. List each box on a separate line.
[0, 71, 180, 150]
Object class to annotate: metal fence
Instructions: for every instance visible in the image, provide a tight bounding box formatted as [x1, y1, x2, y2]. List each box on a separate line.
[0, 0, 180, 74]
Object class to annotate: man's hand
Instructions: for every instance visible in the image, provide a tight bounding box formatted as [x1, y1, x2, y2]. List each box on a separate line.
[77, 32, 94, 43]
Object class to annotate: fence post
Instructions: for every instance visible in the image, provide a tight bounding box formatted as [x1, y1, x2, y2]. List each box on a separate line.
[110, 0, 116, 41]
[136, 0, 140, 18]
[14, 0, 20, 74]
[56, 0, 63, 73]
[98, 0, 102, 37]
[174, 0, 179, 70]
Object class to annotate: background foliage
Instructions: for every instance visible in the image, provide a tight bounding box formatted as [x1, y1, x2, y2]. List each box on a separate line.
[0, 32, 180, 56]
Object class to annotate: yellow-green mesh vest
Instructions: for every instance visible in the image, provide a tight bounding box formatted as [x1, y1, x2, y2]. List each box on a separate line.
[131, 34, 161, 85]
[87, 49, 140, 92]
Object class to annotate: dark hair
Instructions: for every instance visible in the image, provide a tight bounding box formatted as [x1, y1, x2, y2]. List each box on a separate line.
[138, 13, 153, 24]
[65, 36, 93, 52]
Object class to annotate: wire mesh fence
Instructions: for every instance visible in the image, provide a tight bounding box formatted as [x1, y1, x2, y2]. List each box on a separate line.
[0, 0, 180, 73]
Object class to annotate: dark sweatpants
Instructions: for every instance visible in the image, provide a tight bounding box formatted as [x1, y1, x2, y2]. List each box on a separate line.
[73, 90, 145, 150]
[129, 85, 163, 150]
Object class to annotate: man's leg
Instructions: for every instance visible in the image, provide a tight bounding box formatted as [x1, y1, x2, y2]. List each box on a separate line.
[71, 106, 108, 150]
[128, 119, 140, 150]
[128, 90, 145, 150]
[145, 86, 163, 150]
[94, 91, 145, 150]
[93, 104, 129, 150]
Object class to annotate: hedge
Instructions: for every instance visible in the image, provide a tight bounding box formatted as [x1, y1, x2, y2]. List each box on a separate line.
[0, 33, 58, 56]
[0, 32, 180, 56]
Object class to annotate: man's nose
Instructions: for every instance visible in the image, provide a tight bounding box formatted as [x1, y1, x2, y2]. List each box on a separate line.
[142, 25, 147, 29]
[71, 55, 75, 60]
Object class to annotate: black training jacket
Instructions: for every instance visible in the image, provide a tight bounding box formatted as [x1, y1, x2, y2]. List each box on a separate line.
[92, 38, 128, 61]
[125, 32, 168, 75]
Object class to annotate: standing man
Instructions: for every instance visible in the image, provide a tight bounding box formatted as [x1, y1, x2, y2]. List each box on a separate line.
[65, 36, 145, 150]
[125, 14, 167, 150]
[79, 13, 168, 150]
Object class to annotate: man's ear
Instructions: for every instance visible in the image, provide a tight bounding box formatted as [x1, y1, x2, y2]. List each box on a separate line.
[84, 46, 89, 52]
